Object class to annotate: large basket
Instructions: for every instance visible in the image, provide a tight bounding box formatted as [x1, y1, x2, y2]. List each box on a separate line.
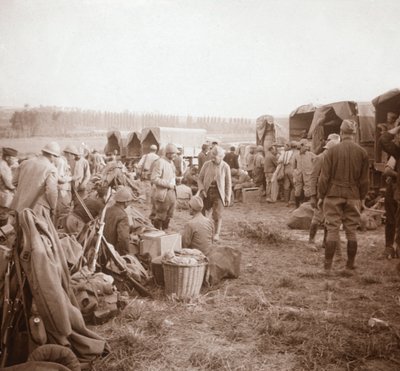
[162, 261, 207, 300]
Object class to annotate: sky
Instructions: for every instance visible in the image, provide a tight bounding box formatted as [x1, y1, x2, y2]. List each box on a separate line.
[0, 0, 399, 118]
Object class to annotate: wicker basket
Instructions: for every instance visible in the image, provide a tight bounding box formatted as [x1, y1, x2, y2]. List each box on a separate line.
[162, 261, 207, 300]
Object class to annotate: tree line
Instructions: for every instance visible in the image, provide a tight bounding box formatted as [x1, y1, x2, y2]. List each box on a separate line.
[6, 105, 255, 138]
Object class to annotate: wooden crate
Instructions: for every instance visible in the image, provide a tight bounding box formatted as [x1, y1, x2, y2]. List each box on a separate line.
[242, 187, 260, 203]
[140, 232, 182, 259]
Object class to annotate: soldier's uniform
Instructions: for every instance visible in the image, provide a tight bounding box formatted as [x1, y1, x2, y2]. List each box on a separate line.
[150, 145, 177, 230]
[318, 120, 369, 270]
[294, 140, 315, 198]
[0, 148, 18, 208]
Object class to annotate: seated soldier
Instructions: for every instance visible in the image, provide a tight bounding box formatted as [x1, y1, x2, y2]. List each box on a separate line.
[64, 186, 107, 235]
[181, 196, 214, 256]
[104, 187, 134, 256]
[182, 165, 199, 194]
[176, 178, 192, 210]
[231, 169, 254, 202]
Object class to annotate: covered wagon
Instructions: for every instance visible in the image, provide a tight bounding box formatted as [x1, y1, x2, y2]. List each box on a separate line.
[125, 131, 142, 159]
[289, 104, 318, 141]
[141, 127, 207, 158]
[104, 130, 123, 155]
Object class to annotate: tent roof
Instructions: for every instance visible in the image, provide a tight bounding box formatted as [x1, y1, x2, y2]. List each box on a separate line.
[289, 104, 319, 118]
[106, 130, 122, 141]
[126, 131, 141, 144]
[141, 127, 206, 146]
[372, 89, 400, 108]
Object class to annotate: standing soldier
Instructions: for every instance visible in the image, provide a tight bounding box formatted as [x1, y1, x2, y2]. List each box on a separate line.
[137, 144, 159, 204]
[0, 147, 18, 209]
[245, 145, 256, 179]
[198, 144, 209, 172]
[11, 142, 60, 221]
[150, 143, 177, 230]
[264, 145, 277, 202]
[73, 148, 91, 200]
[318, 120, 369, 272]
[308, 138, 340, 247]
[278, 142, 296, 206]
[253, 146, 266, 199]
[223, 146, 239, 170]
[294, 139, 315, 207]
[198, 146, 232, 241]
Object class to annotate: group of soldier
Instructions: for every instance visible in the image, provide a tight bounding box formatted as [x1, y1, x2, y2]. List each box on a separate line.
[2, 113, 400, 272]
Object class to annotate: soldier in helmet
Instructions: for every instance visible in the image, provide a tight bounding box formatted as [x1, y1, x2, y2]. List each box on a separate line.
[11, 142, 60, 220]
[150, 143, 177, 230]
[104, 187, 134, 256]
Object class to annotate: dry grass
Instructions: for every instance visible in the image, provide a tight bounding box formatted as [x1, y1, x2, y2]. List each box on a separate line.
[90, 202, 400, 370]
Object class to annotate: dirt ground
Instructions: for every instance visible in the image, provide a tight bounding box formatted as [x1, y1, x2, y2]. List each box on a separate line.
[92, 200, 400, 371]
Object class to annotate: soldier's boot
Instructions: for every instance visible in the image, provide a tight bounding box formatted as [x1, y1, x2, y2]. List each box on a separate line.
[295, 196, 301, 208]
[346, 241, 358, 270]
[153, 219, 163, 230]
[321, 227, 327, 249]
[308, 223, 318, 243]
[324, 241, 337, 272]
[284, 189, 291, 205]
[162, 218, 170, 231]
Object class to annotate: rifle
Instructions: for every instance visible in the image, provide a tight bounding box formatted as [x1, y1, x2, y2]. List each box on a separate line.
[88, 187, 112, 273]
[74, 188, 152, 297]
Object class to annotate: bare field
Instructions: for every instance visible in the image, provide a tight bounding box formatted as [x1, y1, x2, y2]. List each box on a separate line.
[92, 201, 400, 371]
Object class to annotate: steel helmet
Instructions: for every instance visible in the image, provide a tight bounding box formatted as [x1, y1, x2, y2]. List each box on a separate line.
[63, 144, 80, 156]
[165, 143, 178, 154]
[114, 187, 134, 202]
[149, 144, 158, 151]
[42, 142, 61, 157]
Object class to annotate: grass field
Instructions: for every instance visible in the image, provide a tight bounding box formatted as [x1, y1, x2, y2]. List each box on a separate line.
[91, 201, 400, 371]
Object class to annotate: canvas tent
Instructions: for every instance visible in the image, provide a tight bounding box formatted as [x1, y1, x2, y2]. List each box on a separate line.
[256, 115, 275, 152]
[372, 88, 400, 163]
[289, 104, 318, 141]
[104, 131, 122, 155]
[141, 127, 207, 157]
[125, 131, 142, 159]
[307, 101, 375, 157]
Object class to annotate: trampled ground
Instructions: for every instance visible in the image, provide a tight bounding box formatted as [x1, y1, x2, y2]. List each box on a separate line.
[92, 201, 400, 371]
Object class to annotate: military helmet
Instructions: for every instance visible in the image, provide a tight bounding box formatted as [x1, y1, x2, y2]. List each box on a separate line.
[63, 144, 80, 156]
[42, 142, 61, 157]
[114, 187, 134, 203]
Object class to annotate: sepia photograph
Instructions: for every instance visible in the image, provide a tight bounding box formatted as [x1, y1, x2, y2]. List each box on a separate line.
[0, 0, 400, 370]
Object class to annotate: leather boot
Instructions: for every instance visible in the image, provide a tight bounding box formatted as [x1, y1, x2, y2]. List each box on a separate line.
[162, 218, 170, 231]
[346, 241, 358, 270]
[153, 219, 163, 230]
[295, 196, 301, 208]
[308, 223, 318, 243]
[324, 241, 337, 271]
[321, 227, 327, 249]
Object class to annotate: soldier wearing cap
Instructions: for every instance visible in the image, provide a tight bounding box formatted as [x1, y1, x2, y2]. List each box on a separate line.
[150, 143, 177, 230]
[318, 120, 369, 272]
[198, 145, 231, 241]
[181, 195, 214, 256]
[293, 138, 315, 207]
[223, 146, 239, 170]
[0, 147, 18, 209]
[11, 142, 60, 220]
[104, 187, 134, 256]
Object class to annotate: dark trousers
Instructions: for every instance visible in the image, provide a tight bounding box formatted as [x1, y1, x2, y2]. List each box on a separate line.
[385, 182, 397, 247]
